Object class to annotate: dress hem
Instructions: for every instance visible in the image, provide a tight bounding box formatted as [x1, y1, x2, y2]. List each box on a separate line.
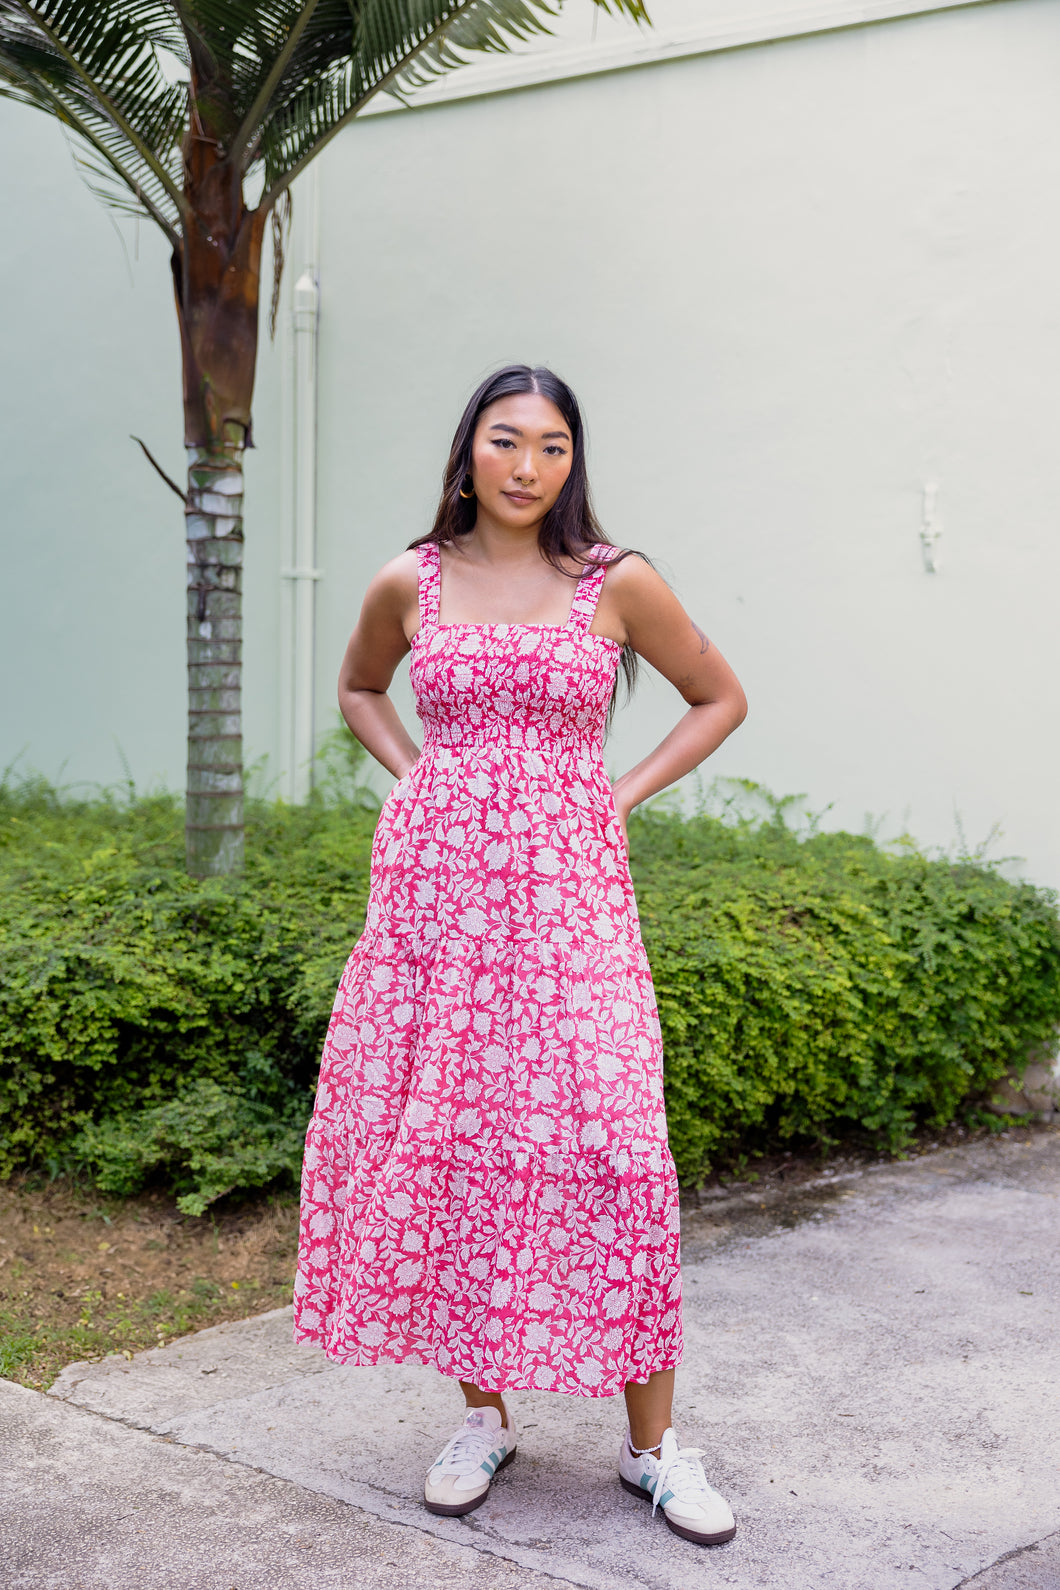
[292, 1324, 682, 1400]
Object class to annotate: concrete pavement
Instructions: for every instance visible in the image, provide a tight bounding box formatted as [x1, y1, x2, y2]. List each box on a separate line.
[2, 1129, 1059, 1589]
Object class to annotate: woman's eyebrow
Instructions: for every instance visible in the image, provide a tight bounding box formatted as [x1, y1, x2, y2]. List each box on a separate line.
[487, 422, 570, 441]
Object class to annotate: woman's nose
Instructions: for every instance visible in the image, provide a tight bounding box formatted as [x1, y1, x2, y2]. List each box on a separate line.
[512, 452, 537, 483]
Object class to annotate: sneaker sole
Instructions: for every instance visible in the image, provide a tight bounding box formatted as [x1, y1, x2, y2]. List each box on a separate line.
[424, 1445, 517, 1517]
[619, 1474, 737, 1546]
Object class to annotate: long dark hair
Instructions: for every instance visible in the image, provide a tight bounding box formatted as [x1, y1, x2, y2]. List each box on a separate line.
[410, 364, 640, 702]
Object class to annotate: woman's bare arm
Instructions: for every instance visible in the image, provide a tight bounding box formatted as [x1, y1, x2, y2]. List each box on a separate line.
[598, 556, 748, 827]
[337, 551, 422, 780]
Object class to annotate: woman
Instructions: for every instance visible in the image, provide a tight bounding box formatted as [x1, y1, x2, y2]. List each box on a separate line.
[294, 365, 747, 1546]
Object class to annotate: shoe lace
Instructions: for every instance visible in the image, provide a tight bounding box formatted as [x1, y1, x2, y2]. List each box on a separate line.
[436, 1423, 496, 1476]
[651, 1445, 712, 1517]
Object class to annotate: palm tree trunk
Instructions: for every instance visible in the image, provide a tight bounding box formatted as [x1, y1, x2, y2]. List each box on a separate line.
[185, 438, 244, 876]
[172, 119, 266, 876]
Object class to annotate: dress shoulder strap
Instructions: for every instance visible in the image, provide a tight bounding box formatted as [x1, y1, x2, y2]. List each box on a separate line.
[416, 541, 441, 634]
[566, 544, 620, 634]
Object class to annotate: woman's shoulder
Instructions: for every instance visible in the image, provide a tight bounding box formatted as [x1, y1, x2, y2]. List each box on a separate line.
[596, 545, 659, 590]
[362, 548, 420, 617]
[593, 547, 675, 636]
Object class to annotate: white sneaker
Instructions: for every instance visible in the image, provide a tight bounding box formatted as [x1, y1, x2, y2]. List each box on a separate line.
[423, 1405, 517, 1517]
[618, 1426, 737, 1545]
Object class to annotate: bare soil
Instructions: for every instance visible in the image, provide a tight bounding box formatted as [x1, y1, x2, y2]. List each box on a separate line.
[0, 1179, 298, 1390]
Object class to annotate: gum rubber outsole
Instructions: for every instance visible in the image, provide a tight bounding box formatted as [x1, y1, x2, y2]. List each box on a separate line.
[619, 1473, 737, 1545]
[423, 1445, 517, 1517]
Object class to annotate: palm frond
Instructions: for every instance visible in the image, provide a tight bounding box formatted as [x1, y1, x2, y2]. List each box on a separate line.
[268, 184, 291, 336]
[1, 0, 649, 240]
[0, 1, 188, 231]
[255, 0, 578, 207]
[171, 0, 647, 207]
[3, 2, 188, 208]
[229, 0, 322, 162]
[390, 0, 559, 91]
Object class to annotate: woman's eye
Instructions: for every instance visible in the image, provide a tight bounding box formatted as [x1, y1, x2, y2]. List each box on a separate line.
[543, 445, 567, 456]
[492, 438, 515, 449]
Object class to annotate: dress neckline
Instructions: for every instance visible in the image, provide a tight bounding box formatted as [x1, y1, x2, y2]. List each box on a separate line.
[414, 541, 621, 647]
[410, 623, 616, 642]
[410, 622, 622, 649]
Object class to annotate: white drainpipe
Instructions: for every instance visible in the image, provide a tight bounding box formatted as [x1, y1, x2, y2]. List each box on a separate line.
[279, 169, 321, 802]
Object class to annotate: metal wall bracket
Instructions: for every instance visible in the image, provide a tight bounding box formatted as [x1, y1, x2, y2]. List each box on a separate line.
[920, 482, 942, 573]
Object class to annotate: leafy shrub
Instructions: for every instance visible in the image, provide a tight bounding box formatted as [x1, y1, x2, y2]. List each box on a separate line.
[0, 774, 1057, 1206]
[75, 1078, 307, 1216]
[0, 776, 377, 1205]
[632, 801, 1060, 1179]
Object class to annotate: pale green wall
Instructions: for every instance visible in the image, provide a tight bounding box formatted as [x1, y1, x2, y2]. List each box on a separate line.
[2, 0, 1058, 887]
[306, 0, 1060, 884]
[0, 101, 282, 797]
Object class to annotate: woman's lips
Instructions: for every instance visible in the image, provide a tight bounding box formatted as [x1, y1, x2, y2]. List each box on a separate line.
[504, 491, 537, 506]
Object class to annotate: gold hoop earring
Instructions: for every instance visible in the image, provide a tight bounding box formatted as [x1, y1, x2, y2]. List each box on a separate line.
[458, 475, 475, 500]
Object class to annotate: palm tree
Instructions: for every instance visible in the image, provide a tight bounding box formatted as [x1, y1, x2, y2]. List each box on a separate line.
[0, 0, 646, 876]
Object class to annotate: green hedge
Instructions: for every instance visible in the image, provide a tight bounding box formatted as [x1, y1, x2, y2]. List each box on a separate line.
[634, 808, 1060, 1178]
[1, 776, 1057, 1212]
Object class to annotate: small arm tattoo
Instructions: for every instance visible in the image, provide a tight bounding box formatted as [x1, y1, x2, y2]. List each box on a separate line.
[691, 621, 711, 655]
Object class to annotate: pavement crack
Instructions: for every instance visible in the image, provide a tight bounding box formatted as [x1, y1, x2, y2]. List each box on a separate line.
[951, 1528, 1060, 1587]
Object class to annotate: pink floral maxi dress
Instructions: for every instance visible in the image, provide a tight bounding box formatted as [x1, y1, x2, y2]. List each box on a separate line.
[293, 543, 683, 1396]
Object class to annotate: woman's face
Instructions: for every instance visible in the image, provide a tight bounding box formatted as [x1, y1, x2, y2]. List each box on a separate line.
[468, 392, 573, 530]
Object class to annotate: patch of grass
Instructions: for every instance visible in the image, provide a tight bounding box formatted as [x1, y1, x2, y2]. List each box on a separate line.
[0, 1282, 243, 1387]
[0, 1176, 297, 1389]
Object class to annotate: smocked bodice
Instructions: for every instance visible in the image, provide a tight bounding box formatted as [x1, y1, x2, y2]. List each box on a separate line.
[409, 543, 622, 757]
[364, 542, 636, 950]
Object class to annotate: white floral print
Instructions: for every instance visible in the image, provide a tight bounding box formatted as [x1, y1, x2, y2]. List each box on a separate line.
[293, 543, 682, 1396]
